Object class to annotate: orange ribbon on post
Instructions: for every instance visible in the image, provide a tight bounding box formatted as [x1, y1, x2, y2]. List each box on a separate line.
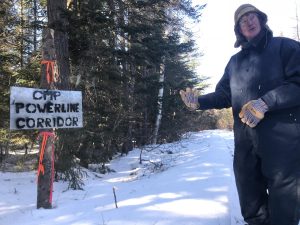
[37, 131, 55, 204]
[41, 60, 56, 84]
[37, 131, 55, 177]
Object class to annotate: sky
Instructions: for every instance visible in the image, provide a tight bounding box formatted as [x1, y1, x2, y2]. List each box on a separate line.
[0, 130, 246, 225]
[192, 0, 300, 92]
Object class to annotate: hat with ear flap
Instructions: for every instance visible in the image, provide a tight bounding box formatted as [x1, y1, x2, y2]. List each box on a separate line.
[234, 4, 268, 48]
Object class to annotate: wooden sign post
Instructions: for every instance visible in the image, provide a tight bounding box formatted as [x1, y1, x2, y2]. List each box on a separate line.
[9, 29, 82, 209]
[36, 131, 55, 209]
[9, 86, 83, 209]
[37, 28, 56, 209]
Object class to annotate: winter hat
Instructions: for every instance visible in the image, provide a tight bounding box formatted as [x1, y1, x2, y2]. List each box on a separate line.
[234, 4, 268, 48]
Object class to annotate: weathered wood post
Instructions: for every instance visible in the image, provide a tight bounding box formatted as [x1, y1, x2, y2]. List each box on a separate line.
[37, 28, 57, 209]
[8, 14, 81, 208]
[37, 0, 71, 208]
[36, 130, 55, 209]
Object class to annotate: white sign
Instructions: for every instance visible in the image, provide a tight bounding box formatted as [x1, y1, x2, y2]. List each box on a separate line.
[10, 86, 83, 130]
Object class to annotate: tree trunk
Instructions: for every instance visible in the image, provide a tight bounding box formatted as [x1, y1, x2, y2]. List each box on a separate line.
[20, 0, 24, 68]
[37, 29, 56, 209]
[37, 0, 70, 208]
[37, 0, 71, 208]
[37, 132, 55, 209]
[33, 0, 38, 52]
[47, 0, 70, 89]
[152, 56, 165, 144]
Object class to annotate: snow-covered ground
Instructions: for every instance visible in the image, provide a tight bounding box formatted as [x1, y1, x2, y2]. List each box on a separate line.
[0, 130, 245, 225]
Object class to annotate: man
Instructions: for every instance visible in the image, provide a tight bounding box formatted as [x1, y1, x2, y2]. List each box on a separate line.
[180, 4, 300, 225]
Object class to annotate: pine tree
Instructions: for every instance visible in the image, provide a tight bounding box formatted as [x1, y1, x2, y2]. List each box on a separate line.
[64, 0, 206, 166]
[0, 0, 207, 180]
[0, 0, 46, 159]
[0, 0, 16, 156]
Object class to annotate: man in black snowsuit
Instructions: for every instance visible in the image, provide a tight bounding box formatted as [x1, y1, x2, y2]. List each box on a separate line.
[180, 4, 300, 225]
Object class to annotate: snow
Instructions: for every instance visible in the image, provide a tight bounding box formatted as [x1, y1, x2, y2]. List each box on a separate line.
[0, 130, 246, 225]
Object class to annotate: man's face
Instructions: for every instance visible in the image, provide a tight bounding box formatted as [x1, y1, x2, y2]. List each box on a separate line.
[239, 12, 261, 41]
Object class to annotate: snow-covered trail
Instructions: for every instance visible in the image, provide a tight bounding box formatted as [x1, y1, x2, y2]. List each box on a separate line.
[0, 130, 244, 225]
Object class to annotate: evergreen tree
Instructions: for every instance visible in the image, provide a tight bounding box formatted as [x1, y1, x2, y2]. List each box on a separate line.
[0, 0, 46, 159]
[0, 0, 207, 185]
[0, 1, 16, 156]
[65, 0, 206, 167]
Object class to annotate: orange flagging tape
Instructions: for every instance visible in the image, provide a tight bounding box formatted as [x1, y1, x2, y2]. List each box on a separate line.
[37, 131, 55, 204]
[37, 131, 54, 177]
[41, 60, 56, 84]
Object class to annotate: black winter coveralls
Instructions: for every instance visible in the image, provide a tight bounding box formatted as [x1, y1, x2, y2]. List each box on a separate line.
[198, 29, 300, 225]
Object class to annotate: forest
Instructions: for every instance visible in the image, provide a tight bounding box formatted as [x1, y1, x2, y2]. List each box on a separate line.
[0, 0, 233, 188]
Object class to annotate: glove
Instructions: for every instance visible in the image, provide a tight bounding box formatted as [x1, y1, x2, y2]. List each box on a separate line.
[239, 98, 268, 128]
[179, 87, 200, 111]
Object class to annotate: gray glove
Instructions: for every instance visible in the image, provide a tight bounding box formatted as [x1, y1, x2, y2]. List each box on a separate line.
[179, 88, 200, 111]
[239, 98, 268, 128]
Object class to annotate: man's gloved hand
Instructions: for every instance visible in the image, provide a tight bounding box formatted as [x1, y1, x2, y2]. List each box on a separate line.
[179, 87, 200, 111]
[239, 98, 269, 128]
